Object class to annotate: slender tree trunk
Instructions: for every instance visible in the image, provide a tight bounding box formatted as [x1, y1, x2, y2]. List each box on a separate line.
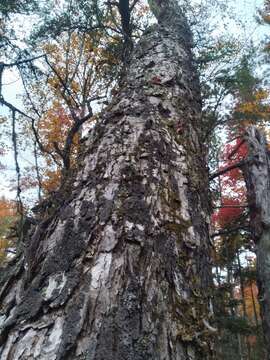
[243, 126, 270, 359]
[237, 252, 247, 319]
[250, 280, 259, 327]
[0, 1, 214, 359]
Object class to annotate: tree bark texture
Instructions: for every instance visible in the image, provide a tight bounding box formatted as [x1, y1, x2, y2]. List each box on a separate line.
[0, 1, 214, 359]
[243, 127, 270, 359]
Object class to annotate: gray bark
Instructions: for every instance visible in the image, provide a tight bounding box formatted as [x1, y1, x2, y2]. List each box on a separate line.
[243, 127, 270, 359]
[0, 1, 214, 359]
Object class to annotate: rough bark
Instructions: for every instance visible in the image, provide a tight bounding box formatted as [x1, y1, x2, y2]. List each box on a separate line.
[0, 1, 214, 359]
[243, 126, 270, 358]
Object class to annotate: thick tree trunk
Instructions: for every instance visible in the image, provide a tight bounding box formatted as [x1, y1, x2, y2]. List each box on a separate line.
[243, 127, 270, 359]
[0, 1, 214, 359]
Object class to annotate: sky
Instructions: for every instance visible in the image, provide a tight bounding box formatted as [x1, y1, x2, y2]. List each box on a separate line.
[0, 69, 26, 200]
[0, 0, 268, 203]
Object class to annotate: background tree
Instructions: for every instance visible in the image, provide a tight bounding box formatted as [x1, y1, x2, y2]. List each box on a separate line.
[0, 197, 18, 262]
[210, 53, 270, 359]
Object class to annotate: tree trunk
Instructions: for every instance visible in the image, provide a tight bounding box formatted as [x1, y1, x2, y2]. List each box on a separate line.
[0, 1, 214, 359]
[243, 126, 270, 359]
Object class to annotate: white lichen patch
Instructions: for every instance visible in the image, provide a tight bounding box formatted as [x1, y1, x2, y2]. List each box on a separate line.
[74, 200, 82, 217]
[152, 168, 159, 179]
[178, 189, 190, 223]
[184, 226, 200, 247]
[148, 96, 161, 106]
[136, 224, 145, 232]
[3, 307, 16, 326]
[150, 213, 159, 227]
[173, 271, 185, 298]
[33, 329, 48, 358]
[0, 331, 18, 359]
[100, 224, 118, 252]
[90, 253, 112, 290]
[46, 221, 66, 252]
[0, 315, 6, 327]
[42, 316, 64, 359]
[103, 162, 114, 179]
[83, 151, 98, 174]
[125, 221, 134, 231]
[10, 328, 37, 359]
[43, 272, 67, 302]
[103, 182, 118, 201]
[83, 188, 97, 203]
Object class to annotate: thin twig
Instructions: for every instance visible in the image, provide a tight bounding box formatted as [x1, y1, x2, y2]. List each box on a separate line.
[44, 55, 79, 112]
[62, 110, 93, 170]
[34, 141, 42, 201]
[0, 97, 35, 121]
[11, 111, 23, 215]
[209, 159, 247, 181]
[211, 226, 249, 238]
[228, 139, 246, 160]
[213, 205, 248, 209]
[0, 54, 45, 68]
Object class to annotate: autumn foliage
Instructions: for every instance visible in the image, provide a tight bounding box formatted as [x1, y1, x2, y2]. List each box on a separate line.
[0, 197, 18, 262]
[212, 137, 248, 228]
[38, 102, 80, 193]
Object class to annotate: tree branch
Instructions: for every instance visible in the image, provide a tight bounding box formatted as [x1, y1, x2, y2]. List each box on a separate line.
[44, 55, 80, 114]
[209, 159, 247, 181]
[228, 138, 246, 160]
[34, 141, 42, 201]
[19, 67, 42, 118]
[62, 110, 93, 171]
[130, 0, 140, 11]
[211, 226, 249, 238]
[0, 54, 45, 69]
[0, 97, 35, 121]
[31, 120, 62, 167]
[11, 111, 23, 215]
[0, 93, 62, 166]
[213, 205, 248, 209]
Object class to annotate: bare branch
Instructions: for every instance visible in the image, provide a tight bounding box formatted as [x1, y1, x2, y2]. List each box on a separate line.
[5, 248, 16, 254]
[0, 97, 35, 121]
[0, 54, 45, 69]
[213, 205, 248, 209]
[44, 55, 80, 114]
[34, 141, 42, 201]
[130, 0, 140, 11]
[209, 159, 247, 181]
[19, 67, 42, 118]
[211, 226, 249, 238]
[11, 111, 23, 215]
[69, 32, 86, 86]
[0, 91, 63, 167]
[62, 109, 93, 170]
[228, 138, 246, 160]
[53, 141, 64, 159]
[0, 63, 4, 97]
[31, 119, 62, 167]
[202, 319, 218, 333]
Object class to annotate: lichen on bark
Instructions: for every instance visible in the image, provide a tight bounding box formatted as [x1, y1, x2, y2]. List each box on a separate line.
[0, 1, 214, 359]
